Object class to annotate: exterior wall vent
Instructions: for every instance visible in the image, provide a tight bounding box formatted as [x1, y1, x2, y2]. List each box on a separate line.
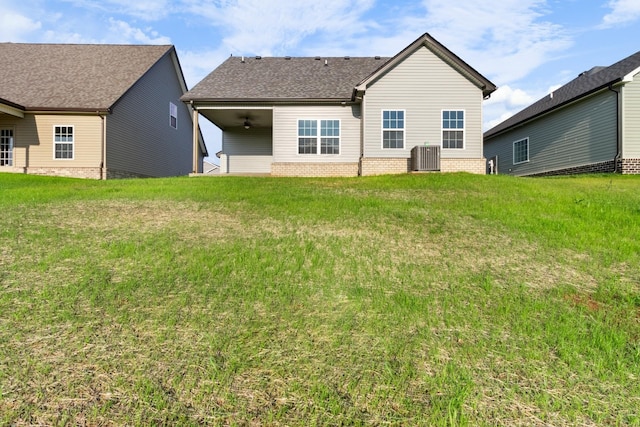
[411, 145, 441, 171]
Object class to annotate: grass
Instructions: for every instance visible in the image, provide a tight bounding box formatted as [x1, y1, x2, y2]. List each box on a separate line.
[0, 172, 639, 425]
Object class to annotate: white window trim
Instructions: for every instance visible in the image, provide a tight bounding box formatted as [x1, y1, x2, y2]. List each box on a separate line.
[296, 119, 341, 155]
[170, 102, 178, 129]
[441, 109, 465, 150]
[53, 125, 74, 160]
[0, 127, 14, 167]
[513, 137, 530, 165]
[381, 109, 406, 149]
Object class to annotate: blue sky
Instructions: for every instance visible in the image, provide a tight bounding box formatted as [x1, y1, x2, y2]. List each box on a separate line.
[2, 0, 640, 159]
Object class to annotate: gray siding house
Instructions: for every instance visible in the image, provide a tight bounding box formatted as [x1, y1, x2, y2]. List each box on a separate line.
[182, 33, 496, 176]
[0, 43, 207, 179]
[484, 50, 640, 176]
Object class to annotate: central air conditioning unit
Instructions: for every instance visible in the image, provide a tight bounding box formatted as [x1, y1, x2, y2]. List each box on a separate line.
[411, 145, 440, 171]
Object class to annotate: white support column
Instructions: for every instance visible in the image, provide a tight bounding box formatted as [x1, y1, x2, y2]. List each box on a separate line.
[192, 107, 199, 174]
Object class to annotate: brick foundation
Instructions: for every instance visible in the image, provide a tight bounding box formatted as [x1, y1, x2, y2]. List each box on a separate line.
[440, 158, 486, 174]
[271, 162, 359, 177]
[25, 167, 103, 179]
[621, 158, 640, 174]
[529, 160, 617, 177]
[360, 158, 411, 176]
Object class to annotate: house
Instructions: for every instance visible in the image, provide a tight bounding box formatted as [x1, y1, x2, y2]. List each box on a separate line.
[181, 33, 496, 176]
[484, 50, 640, 176]
[0, 43, 207, 179]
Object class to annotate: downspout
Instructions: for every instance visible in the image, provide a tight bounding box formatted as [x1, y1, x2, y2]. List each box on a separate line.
[99, 112, 106, 180]
[608, 84, 621, 173]
[358, 92, 365, 176]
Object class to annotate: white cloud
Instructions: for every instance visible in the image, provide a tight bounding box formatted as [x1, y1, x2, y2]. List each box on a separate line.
[417, 0, 573, 84]
[0, 7, 41, 41]
[106, 18, 171, 44]
[601, 0, 640, 28]
[185, 0, 375, 55]
[179, 48, 230, 88]
[484, 85, 536, 107]
[61, 0, 172, 21]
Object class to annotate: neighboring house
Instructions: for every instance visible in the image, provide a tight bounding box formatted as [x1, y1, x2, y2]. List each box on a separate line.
[0, 43, 207, 179]
[181, 33, 496, 176]
[484, 50, 640, 176]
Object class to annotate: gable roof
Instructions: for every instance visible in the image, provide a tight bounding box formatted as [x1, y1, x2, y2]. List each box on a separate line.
[181, 56, 390, 102]
[485, 50, 640, 139]
[355, 33, 496, 98]
[0, 43, 174, 111]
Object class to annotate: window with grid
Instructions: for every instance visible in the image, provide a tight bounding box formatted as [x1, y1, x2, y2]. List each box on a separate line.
[54, 126, 74, 159]
[298, 119, 340, 154]
[442, 110, 464, 149]
[170, 102, 178, 129]
[513, 137, 529, 164]
[298, 120, 318, 154]
[320, 120, 339, 154]
[1, 129, 13, 166]
[382, 110, 404, 149]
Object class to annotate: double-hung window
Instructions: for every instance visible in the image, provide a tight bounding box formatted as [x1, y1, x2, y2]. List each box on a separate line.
[170, 102, 178, 129]
[298, 119, 340, 154]
[54, 125, 74, 159]
[0, 129, 13, 166]
[382, 110, 404, 149]
[442, 110, 464, 149]
[513, 137, 529, 164]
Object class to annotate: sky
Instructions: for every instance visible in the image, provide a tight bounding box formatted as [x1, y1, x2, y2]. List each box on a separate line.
[2, 0, 640, 161]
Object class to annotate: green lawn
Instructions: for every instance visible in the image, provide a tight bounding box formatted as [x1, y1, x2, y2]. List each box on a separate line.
[1, 172, 639, 426]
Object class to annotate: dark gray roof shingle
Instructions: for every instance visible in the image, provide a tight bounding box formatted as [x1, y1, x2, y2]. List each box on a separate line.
[485, 50, 640, 138]
[181, 56, 390, 102]
[0, 43, 173, 110]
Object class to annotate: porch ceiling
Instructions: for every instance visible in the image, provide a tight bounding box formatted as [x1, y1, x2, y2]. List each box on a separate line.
[198, 107, 273, 130]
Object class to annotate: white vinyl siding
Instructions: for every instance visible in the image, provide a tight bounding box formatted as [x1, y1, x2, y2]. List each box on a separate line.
[363, 45, 483, 159]
[622, 72, 640, 157]
[273, 105, 360, 163]
[221, 127, 272, 173]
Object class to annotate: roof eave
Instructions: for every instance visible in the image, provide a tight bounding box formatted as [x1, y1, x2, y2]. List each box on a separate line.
[484, 79, 622, 140]
[0, 98, 25, 118]
[356, 33, 496, 96]
[184, 97, 354, 105]
[23, 107, 112, 114]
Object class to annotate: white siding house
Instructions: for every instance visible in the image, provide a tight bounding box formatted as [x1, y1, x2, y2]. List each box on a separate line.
[182, 33, 496, 177]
